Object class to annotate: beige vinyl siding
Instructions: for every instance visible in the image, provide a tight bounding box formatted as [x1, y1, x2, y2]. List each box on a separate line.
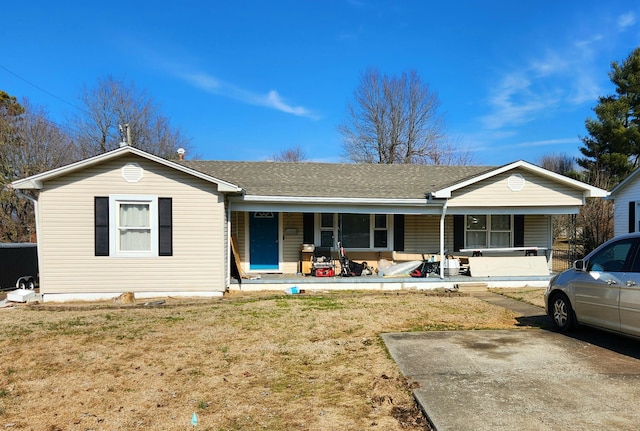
[524, 215, 551, 248]
[403, 214, 550, 254]
[281, 212, 303, 273]
[524, 214, 552, 268]
[37, 155, 226, 294]
[448, 169, 584, 207]
[231, 211, 246, 266]
[404, 215, 451, 254]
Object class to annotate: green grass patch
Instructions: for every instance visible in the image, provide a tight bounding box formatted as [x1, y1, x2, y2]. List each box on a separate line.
[297, 295, 342, 310]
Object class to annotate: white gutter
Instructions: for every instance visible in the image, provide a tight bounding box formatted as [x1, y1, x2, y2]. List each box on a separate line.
[439, 199, 448, 279]
[232, 195, 430, 206]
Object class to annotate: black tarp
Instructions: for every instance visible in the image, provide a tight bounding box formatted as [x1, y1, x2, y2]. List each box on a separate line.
[0, 243, 38, 289]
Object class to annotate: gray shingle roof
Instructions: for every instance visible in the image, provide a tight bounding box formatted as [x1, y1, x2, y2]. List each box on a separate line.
[178, 161, 496, 200]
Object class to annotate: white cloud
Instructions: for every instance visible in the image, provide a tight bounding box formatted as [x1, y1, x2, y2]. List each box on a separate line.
[481, 73, 557, 130]
[574, 34, 603, 48]
[530, 51, 570, 76]
[567, 74, 600, 105]
[481, 28, 609, 132]
[182, 73, 221, 91]
[618, 12, 636, 30]
[468, 136, 581, 156]
[262, 90, 313, 117]
[180, 70, 317, 119]
[512, 138, 580, 148]
[131, 43, 319, 119]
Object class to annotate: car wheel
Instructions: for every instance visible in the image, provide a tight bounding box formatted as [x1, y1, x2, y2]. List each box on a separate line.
[26, 280, 36, 290]
[18, 280, 27, 290]
[550, 293, 575, 332]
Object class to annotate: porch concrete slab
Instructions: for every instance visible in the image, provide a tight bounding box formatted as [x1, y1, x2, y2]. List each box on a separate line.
[229, 274, 553, 292]
[382, 329, 640, 430]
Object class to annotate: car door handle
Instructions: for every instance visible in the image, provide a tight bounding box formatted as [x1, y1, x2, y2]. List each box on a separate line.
[606, 279, 618, 285]
[627, 280, 638, 287]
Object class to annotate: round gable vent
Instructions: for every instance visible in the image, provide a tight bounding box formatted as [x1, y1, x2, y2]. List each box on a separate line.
[122, 163, 144, 183]
[507, 173, 525, 191]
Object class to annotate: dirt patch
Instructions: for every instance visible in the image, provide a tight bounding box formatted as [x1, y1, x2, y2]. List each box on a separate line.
[0, 290, 528, 430]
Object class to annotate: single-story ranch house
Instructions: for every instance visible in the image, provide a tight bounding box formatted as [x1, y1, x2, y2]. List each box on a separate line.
[11, 145, 608, 302]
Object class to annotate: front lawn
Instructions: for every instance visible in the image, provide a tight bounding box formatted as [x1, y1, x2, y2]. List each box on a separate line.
[0, 290, 528, 430]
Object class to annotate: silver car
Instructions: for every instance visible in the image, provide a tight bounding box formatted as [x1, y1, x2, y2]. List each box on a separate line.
[545, 233, 640, 336]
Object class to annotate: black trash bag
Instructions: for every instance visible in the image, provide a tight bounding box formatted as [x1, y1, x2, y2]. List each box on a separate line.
[348, 260, 366, 276]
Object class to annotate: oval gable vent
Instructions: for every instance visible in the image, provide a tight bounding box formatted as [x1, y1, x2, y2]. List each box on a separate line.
[507, 173, 525, 191]
[122, 163, 144, 183]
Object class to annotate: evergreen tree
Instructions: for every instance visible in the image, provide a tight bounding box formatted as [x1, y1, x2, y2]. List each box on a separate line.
[578, 47, 640, 189]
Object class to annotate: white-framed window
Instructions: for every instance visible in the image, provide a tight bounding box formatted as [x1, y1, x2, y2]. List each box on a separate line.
[320, 213, 334, 248]
[109, 195, 158, 257]
[465, 215, 512, 248]
[374, 214, 388, 248]
[316, 213, 390, 250]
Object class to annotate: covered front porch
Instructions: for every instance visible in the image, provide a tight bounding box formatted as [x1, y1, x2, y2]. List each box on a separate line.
[229, 209, 556, 281]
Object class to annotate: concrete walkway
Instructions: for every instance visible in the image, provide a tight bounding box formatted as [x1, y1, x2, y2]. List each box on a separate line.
[382, 291, 640, 430]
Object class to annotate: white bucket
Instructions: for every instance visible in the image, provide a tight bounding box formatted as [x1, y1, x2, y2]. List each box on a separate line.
[444, 258, 460, 276]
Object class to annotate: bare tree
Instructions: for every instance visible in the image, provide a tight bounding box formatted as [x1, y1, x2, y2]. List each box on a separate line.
[538, 153, 577, 176]
[338, 68, 470, 165]
[70, 76, 192, 159]
[0, 94, 75, 242]
[576, 171, 614, 254]
[272, 146, 306, 162]
[428, 139, 475, 166]
[538, 153, 582, 258]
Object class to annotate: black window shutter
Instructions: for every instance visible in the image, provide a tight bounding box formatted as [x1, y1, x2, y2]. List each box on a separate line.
[95, 197, 109, 256]
[303, 213, 314, 244]
[453, 215, 464, 252]
[158, 198, 173, 256]
[630, 202, 636, 233]
[393, 214, 405, 251]
[514, 215, 525, 247]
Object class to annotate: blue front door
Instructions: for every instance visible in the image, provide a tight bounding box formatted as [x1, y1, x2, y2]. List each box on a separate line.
[249, 212, 279, 270]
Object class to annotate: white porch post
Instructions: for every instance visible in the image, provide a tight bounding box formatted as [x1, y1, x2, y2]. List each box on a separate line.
[439, 200, 448, 279]
[226, 199, 231, 289]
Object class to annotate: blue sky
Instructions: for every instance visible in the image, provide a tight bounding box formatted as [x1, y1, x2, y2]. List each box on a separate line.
[2, 1, 639, 165]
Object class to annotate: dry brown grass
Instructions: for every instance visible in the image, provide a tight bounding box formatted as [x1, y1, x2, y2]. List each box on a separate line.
[0, 290, 528, 430]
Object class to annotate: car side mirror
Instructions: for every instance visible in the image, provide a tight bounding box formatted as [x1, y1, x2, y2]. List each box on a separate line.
[574, 259, 586, 271]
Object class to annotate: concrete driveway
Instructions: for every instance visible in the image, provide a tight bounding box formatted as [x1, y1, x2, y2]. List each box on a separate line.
[382, 293, 640, 431]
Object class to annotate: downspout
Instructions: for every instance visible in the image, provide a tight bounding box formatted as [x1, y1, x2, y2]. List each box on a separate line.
[439, 199, 448, 279]
[13, 188, 42, 285]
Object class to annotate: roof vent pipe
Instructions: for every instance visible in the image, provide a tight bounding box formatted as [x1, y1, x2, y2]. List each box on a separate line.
[177, 148, 185, 160]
